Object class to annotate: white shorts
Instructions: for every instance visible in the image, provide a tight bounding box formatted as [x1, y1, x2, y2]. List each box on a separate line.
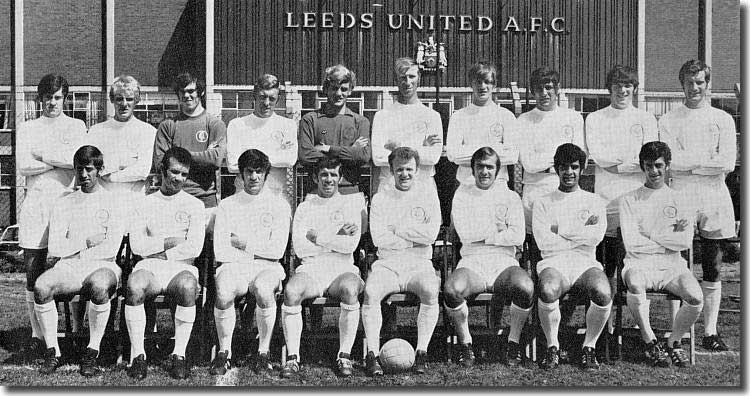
[18, 193, 57, 249]
[53, 258, 122, 288]
[215, 259, 286, 294]
[294, 261, 360, 297]
[522, 181, 558, 234]
[456, 253, 519, 292]
[671, 175, 735, 239]
[536, 252, 602, 287]
[623, 255, 693, 291]
[133, 258, 199, 291]
[370, 258, 439, 293]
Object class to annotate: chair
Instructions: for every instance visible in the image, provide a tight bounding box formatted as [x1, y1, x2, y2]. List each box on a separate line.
[611, 231, 696, 365]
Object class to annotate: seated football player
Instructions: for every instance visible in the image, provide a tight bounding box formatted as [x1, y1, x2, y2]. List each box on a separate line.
[619, 141, 702, 368]
[124, 147, 206, 380]
[210, 149, 291, 375]
[361, 147, 441, 376]
[533, 143, 611, 371]
[34, 145, 125, 376]
[280, 157, 367, 378]
[444, 147, 532, 368]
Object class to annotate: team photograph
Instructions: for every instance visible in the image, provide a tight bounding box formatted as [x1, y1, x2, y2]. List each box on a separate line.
[0, 0, 742, 389]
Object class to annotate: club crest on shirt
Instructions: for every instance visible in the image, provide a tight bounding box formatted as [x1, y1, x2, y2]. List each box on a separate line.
[195, 130, 209, 143]
[663, 206, 677, 219]
[260, 212, 274, 228]
[562, 125, 574, 140]
[330, 210, 345, 225]
[494, 204, 508, 220]
[489, 123, 504, 141]
[175, 211, 190, 225]
[709, 123, 721, 135]
[578, 209, 591, 222]
[412, 121, 428, 135]
[343, 126, 356, 141]
[61, 130, 75, 145]
[630, 124, 644, 138]
[95, 209, 110, 225]
[411, 206, 426, 222]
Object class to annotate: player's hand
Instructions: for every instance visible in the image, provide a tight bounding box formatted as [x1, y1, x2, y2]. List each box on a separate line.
[352, 137, 369, 148]
[306, 229, 318, 244]
[164, 236, 184, 250]
[550, 224, 558, 234]
[207, 141, 220, 150]
[230, 233, 247, 250]
[337, 222, 359, 236]
[585, 215, 599, 226]
[86, 233, 107, 249]
[31, 148, 44, 160]
[384, 140, 400, 151]
[495, 221, 507, 232]
[313, 144, 330, 153]
[423, 134, 442, 146]
[672, 218, 689, 232]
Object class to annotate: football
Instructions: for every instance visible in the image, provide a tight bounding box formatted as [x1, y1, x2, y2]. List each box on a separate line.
[379, 338, 415, 373]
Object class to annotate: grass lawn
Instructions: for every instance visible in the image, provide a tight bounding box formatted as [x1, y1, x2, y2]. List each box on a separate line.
[0, 259, 742, 388]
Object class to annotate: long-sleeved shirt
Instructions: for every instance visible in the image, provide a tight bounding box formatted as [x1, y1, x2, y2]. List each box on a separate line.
[292, 192, 366, 267]
[452, 182, 525, 258]
[371, 101, 443, 190]
[446, 102, 520, 184]
[213, 188, 291, 264]
[658, 104, 736, 178]
[585, 105, 658, 205]
[48, 187, 125, 261]
[532, 188, 606, 259]
[153, 110, 227, 207]
[619, 185, 694, 264]
[226, 113, 298, 193]
[517, 107, 585, 186]
[86, 117, 156, 195]
[297, 105, 370, 186]
[370, 185, 441, 261]
[129, 190, 206, 264]
[16, 114, 87, 197]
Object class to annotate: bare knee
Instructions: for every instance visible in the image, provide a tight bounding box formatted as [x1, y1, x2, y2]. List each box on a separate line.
[283, 279, 305, 307]
[126, 271, 151, 305]
[253, 281, 279, 308]
[337, 279, 362, 305]
[170, 274, 198, 306]
[509, 274, 534, 308]
[443, 277, 467, 308]
[589, 279, 612, 306]
[33, 273, 57, 304]
[623, 270, 647, 294]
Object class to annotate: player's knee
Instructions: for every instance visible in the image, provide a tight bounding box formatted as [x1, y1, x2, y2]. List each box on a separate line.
[511, 276, 535, 307]
[283, 283, 305, 306]
[589, 282, 612, 306]
[253, 282, 278, 307]
[623, 271, 646, 294]
[86, 281, 113, 304]
[683, 283, 704, 306]
[33, 277, 54, 304]
[415, 278, 439, 305]
[338, 281, 361, 305]
[126, 272, 150, 304]
[214, 287, 236, 308]
[537, 281, 561, 303]
[363, 282, 385, 304]
[443, 279, 465, 307]
[172, 275, 198, 304]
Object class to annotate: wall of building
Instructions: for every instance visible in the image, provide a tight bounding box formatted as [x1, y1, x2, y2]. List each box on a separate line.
[0, 0, 10, 86]
[711, 0, 740, 93]
[215, 0, 638, 89]
[115, 0, 204, 87]
[23, 0, 103, 86]
[644, 0, 699, 92]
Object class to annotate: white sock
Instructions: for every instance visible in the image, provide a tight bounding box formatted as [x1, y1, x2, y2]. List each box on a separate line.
[537, 299, 560, 349]
[281, 304, 302, 358]
[256, 305, 277, 354]
[445, 302, 471, 344]
[34, 300, 60, 356]
[702, 281, 721, 336]
[87, 301, 111, 352]
[668, 301, 703, 346]
[583, 301, 612, 348]
[416, 303, 439, 352]
[25, 291, 42, 339]
[626, 292, 656, 343]
[508, 303, 531, 344]
[361, 303, 382, 355]
[338, 302, 360, 356]
[125, 304, 147, 361]
[173, 305, 195, 357]
[214, 305, 236, 359]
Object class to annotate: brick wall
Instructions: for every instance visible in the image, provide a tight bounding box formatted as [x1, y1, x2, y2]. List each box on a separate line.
[115, 0, 204, 87]
[23, 0, 103, 86]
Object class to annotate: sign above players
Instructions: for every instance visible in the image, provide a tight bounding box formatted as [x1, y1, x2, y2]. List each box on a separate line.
[416, 36, 447, 72]
[284, 12, 567, 34]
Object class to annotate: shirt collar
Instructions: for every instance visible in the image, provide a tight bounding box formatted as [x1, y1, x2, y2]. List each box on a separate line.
[316, 104, 356, 118]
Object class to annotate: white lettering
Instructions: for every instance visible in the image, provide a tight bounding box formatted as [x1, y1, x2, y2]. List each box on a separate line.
[388, 14, 403, 29]
[529, 17, 542, 32]
[360, 13, 374, 29]
[321, 12, 334, 28]
[459, 15, 472, 31]
[503, 17, 521, 32]
[303, 12, 316, 28]
[341, 13, 356, 28]
[285, 12, 299, 28]
[407, 14, 424, 30]
[440, 15, 454, 30]
[550, 17, 565, 32]
[477, 16, 492, 31]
